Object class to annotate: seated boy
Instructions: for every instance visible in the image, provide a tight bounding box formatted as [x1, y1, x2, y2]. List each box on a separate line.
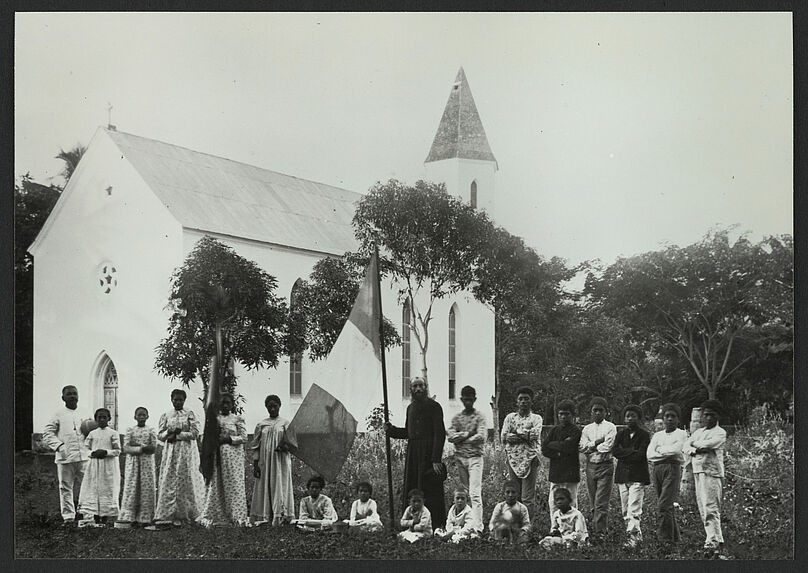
[398, 489, 433, 543]
[489, 480, 530, 543]
[294, 475, 338, 531]
[435, 490, 481, 543]
[539, 487, 589, 550]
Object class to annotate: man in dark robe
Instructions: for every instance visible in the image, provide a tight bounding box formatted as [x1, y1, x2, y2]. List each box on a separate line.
[386, 377, 447, 529]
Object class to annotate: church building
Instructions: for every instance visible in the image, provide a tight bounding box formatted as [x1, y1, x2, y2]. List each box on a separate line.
[29, 67, 498, 439]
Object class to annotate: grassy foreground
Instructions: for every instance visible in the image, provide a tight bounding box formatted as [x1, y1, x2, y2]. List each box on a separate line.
[14, 417, 793, 560]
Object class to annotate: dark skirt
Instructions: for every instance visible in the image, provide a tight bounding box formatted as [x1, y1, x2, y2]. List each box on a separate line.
[402, 438, 446, 529]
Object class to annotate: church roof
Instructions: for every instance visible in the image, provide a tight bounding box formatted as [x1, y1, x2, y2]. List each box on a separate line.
[425, 67, 497, 166]
[106, 129, 360, 255]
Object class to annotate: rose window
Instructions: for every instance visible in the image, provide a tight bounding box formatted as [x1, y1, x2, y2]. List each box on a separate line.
[97, 262, 118, 294]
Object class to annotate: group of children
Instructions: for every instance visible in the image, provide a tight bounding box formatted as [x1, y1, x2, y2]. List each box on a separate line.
[43, 385, 727, 557]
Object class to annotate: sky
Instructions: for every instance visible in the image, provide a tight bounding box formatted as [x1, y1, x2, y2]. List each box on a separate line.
[15, 12, 793, 279]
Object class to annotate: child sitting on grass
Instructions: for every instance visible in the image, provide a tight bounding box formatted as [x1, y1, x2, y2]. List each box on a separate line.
[435, 490, 481, 543]
[489, 480, 531, 543]
[346, 481, 383, 532]
[78, 408, 121, 528]
[398, 489, 432, 543]
[295, 475, 338, 532]
[539, 487, 589, 550]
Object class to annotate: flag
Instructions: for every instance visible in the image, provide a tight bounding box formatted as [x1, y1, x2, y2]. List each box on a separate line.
[286, 253, 383, 481]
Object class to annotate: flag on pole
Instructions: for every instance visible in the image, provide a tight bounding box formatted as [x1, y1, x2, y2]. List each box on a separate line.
[286, 252, 384, 481]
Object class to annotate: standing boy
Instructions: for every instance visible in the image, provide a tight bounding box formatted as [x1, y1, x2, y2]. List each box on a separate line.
[446, 385, 486, 528]
[41, 385, 91, 526]
[683, 399, 727, 558]
[578, 396, 616, 536]
[646, 402, 688, 545]
[541, 399, 582, 523]
[500, 386, 543, 521]
[612, 404, 651, 547]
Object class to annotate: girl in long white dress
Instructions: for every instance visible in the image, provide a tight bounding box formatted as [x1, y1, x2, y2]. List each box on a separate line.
[78, 408, 121, 527]
[249, 395, 295, 526]
[149, 389, 205, 529]
[198, 393, 248, 526]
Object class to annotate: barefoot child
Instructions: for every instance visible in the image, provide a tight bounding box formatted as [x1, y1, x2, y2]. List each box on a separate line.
[117, 407, 157, 528]
[346, 481, 383, 532]
[295, 475, 338, 531]
[539, 488, 588, 550]
[683, 399, 727, 558]
[78, 408, 121, 527]
[646, 402, 687, 545]
[435, 490, 480, 543]
[398, 489, 433, 543]
[613, 404, 651, 547]
[579, 396, 616, 536]
[489, 480, 531, 543]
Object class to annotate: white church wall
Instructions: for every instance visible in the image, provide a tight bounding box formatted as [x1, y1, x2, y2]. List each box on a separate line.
[32, 129, 187, 431]
[424, 158, 497, 217]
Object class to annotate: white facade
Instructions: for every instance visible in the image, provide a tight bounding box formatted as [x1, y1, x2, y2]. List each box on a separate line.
[30, 128, 496, 436]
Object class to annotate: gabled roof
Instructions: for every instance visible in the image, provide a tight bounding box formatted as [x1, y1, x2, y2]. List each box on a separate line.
[425, 67, 497, 166]
[106, 129, 360, 255]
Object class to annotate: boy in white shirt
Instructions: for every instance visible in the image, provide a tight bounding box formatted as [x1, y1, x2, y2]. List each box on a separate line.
[578, 396, 616, 536]
[646, 402, 688, 544]
[683, 399, 727, 558]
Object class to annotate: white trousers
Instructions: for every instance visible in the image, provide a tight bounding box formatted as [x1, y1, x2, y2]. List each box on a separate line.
[618, 482, 645, 539]
[456, 455, 484, 528]
[56, 460, 89, 521]
[694, 473, 724, 548]
[548, 482, 579, 523]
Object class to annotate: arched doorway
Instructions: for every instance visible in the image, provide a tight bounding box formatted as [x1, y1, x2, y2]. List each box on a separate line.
[93, 353, 119, 431]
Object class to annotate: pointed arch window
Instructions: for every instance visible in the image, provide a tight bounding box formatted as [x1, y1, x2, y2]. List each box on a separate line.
[289, 279, 304, 396]
[449, 304, 457, 399]
[402, 300, 411, 398]
[470, 181, 478, 208]
[94, 353, 118, 430]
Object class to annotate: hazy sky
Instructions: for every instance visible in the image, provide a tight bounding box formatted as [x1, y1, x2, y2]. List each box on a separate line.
[15, 12, 793, 276]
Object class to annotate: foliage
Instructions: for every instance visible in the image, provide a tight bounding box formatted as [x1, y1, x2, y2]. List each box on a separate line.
[14, 174, 62, 450]
[55, 144, 87, 183]
[584, 228, 793, 402]
[154, 236, 288, 408]
[289, 254, 400, 361]
[352, 179, 494, 383]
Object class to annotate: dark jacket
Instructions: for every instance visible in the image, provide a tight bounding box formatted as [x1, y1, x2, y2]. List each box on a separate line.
[613, 426, 651, 485]
[541, 423, 582, 483]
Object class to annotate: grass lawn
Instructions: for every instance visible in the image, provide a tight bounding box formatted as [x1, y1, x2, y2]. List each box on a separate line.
[14, 423, 793, 560]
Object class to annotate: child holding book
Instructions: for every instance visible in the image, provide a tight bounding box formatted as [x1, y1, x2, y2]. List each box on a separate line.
[78, 408, 121, 527]
[117, 407, 157, 528]
[398, 489, 433, 543]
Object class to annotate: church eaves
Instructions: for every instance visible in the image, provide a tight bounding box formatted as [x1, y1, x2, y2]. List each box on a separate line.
[425, 67, 497, 167]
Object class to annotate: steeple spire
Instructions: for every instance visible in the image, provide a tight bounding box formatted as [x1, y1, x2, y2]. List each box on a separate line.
[425, 67, 497, 166]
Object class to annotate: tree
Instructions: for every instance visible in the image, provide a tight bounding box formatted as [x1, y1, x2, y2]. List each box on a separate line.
[352, 179, 494, 385]
[585, 228, 793, 402]
[55, 144, 87, 183]
[14, 174, 62, 450]
[154, 236, 288, 408]
[289, 254, 400, 361]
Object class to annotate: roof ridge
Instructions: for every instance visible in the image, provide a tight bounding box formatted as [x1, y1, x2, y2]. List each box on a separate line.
[104, 127, 360, 196]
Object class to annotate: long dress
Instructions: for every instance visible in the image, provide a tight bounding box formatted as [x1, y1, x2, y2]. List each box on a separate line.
[118, 425, 158, 524]
[198, 413, 248, 526]
[388, 398, 447, 529]
[78, 426, 121, 518]
[153, 408, 205, 524]
[249, 416, 295, 525]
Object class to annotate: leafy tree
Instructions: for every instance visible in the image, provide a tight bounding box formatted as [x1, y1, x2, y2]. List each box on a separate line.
[352, 179, 493, 385]
[154, 236, 288, 408]
[289, 254, 400, 361]
[14, 175, 62, 450]
[585, 228, 793, 402]
[55, 144, 87, 183]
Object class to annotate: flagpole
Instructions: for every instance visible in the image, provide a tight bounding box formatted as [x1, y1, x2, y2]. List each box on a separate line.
[374, 244, 397, 534]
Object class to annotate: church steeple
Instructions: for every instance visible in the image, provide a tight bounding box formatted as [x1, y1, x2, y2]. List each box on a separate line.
[425, 67, 497, 167]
